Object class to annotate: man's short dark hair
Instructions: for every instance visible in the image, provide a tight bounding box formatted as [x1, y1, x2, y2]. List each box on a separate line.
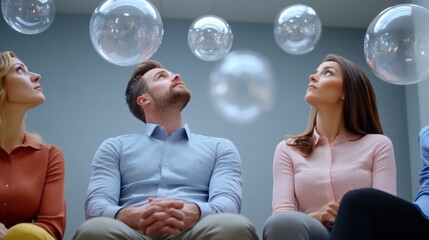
[125, 60, 163, 123]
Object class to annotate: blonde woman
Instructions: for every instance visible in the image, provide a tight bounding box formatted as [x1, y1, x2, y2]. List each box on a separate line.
[0, 51, 66, 240]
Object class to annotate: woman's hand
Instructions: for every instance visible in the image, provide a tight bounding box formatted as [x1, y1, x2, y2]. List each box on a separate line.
[309, 201, 339, 228]
[0, 223, 8, 240]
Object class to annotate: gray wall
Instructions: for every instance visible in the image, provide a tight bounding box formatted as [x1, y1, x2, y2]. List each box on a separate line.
[407, 0, 429, 198]
[1, 13, 413, 239]
[406, 73, 429, 196]
[406, 84, 421, 196]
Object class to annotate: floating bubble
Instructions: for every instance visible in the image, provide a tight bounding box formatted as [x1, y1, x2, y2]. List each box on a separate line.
[364, 4, 429, 85]
[188, 15, 233, 61]
[89, 0, 163, 67]
[1, 0, 55, 35]
[209, 50, 276, 124]
[274, 4, 321, 55]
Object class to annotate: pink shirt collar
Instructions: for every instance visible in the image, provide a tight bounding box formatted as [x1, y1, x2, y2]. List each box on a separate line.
[313, 127, 359, 145]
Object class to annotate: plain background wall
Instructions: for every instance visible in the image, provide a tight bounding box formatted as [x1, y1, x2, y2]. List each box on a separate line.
[0, 12, 416, 239]
[406, 0, 429, 198]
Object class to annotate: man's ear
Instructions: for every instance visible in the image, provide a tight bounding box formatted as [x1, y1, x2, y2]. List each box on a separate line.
[137, 93, 150, 106]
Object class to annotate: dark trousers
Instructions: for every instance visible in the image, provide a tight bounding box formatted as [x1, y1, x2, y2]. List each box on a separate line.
[330, 188, 429, 240]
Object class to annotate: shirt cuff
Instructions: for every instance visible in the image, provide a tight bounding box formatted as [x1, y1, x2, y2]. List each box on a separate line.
[413, 194, 429, 220]
[102, 206, 123, 219]
[195, 202, 212, 219]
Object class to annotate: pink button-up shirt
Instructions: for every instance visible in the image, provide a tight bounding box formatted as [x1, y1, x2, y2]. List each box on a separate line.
[272, 129, 397, 214]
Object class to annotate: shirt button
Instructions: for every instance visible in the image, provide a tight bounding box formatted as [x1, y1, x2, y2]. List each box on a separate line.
[5, 184, 8, 188]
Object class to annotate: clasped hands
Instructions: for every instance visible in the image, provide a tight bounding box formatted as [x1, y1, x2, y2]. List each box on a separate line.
[118, 197, 201, 237]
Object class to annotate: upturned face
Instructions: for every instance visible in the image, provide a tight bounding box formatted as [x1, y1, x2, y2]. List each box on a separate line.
[305, 61, 344, 107]
[142, 67, 191, 110]
[3, 57, 45, 108]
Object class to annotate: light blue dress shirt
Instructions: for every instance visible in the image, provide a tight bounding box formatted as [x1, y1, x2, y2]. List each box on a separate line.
[413, 124, 429, 219]
[85, 123, 242, 220]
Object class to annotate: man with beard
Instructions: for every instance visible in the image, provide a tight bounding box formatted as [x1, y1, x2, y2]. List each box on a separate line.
[73, 60, 258, 240]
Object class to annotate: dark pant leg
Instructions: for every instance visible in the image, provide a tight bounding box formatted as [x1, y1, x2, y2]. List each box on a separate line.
[330, 188, 429, 240]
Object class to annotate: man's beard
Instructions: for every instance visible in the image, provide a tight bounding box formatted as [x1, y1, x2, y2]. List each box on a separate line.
[151, 88, 191, 112]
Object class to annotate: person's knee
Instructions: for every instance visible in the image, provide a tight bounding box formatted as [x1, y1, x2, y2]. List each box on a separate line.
[264, 211, 304, 231]
[73, 217, 116, 239]
[342, 188, 377, 207]
[199, 213, 258, 239]
[263, 211, 311, 240]
[205, 213, 254, 230]
[5, 223, 54, 240]
[224, 214, 254, 231]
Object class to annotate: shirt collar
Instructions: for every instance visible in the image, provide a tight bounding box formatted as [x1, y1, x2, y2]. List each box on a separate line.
[313, 127, 357, 145]
[145, 123, 190, 141]
[313, 128, 321, 145]
[21, 133, 42, 150]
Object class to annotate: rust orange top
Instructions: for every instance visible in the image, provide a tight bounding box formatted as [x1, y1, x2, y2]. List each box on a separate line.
[0, 133, 66, 239]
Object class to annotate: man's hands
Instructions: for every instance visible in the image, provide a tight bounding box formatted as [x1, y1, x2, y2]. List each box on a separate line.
[139, 198, 186, 236]
[116, 197, 201, 237]
[309, 201, 339, 229]
[180, 201, 201, 229]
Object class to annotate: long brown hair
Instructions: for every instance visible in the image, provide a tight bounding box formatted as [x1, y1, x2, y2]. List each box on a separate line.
[287, 54, 383, 157]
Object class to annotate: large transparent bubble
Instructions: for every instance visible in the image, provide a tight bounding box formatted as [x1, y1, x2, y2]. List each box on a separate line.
[364, 4, 429, 85]
[188, 15, 233, 62]
[89, 0, 163, 67]
[274, 4, 321, 55]
[209, 50, 276, 124]
[1, 0, 55, 35]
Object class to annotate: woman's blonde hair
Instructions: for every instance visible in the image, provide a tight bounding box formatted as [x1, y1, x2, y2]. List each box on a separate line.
[0, 51, 42, 142]
[0, 51, 16, 126]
